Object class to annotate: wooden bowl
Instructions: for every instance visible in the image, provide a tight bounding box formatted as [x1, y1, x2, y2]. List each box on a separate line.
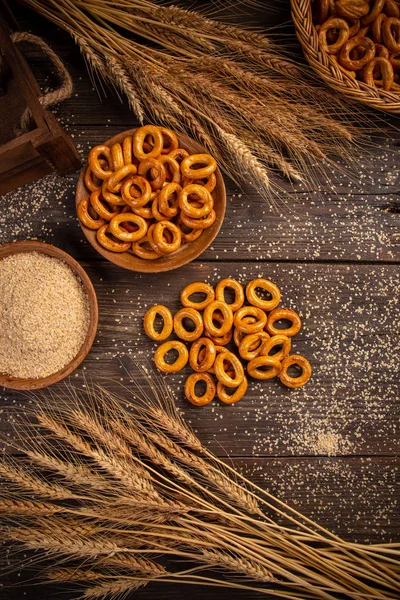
[75, 128, 226, 272]
[0, 240, 98, 391]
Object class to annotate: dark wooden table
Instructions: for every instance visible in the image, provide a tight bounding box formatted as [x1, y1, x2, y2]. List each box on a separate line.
[1, 2, 399, 599]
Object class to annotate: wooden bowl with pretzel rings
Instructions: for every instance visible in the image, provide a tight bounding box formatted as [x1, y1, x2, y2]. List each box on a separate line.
[75, 126, 226, 273]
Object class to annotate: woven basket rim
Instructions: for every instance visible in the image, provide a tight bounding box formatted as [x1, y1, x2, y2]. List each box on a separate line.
[291, 0, 400, 114]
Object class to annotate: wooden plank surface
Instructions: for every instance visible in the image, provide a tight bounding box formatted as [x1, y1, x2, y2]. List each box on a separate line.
[0, 1, 399, 599]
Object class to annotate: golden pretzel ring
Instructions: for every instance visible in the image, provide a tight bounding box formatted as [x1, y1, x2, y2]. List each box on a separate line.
[157, 155, 181, 184]
[111, 143, 124, 171]
[107, 164, 137, 193]
[372, 13, 387, 43]
[151, 193, 171, 222]
[246, 278, 281, 311]
[88, 144, 113, 179]
[168, 148, 189, 163]
[336, 0, 369, 19]
[189, 337, 216, 372]
[149, 221, 181, 254]
[108, 212, 148, 242]
[159, 126, 179, 155]
[181, 153, 217, 180]
[266, 308, 302, 337]
[204, 345, 229, 374]
[122, 136, 133, 165]
[132, 201, 153, 220]
[339, 35, 376, 70]
[182, 172, 217, 193]
[203, 300, 233, 337]
[233, 318, 256, 347]
[279, 355, 312, 388]
[77, 196, 105, 230]
[217, 374, 248, 405]
[132, 235, 160, 260]
[205, 311, 233, 346]
[121, 175, 152, 208]
[96, 225, 131, 253]
[239, 332, 270, 361]
[84, 164, 103, 192]
[318, 18, 350, 54]
[180, 282, 215, 310]
[158, 183, 181, 218]
[173, 307, 204, 342]
[234, 306, 267, 334]
[184, 372, 216, 406]
[247, 356, 282, 380]
[362, 0, 385, 25]
[144, 305, 173, 341]
[138, 158, 167, 191]
[260, 334, 291, 362]
[90, 191, 120, 221]
[214, 351, 244, 388]
[101, 179, 126, 205]
[180, 208, 216, 230]
[154, 340, 188, 373]
[179, 184, 214, 219]
[382, 17, 400, 51]
[215, 278, 244, 313]
[133, 125, 164, 160]
[177, 216, 203, 243]
[362, 56, 394, 89]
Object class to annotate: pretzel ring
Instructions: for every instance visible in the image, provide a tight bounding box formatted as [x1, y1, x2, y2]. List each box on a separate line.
[108, 213, 147, 242]
[260, 334, 291, 362]
[314, 0, 330, 23]
[111, 143, 124, 171]
[362, 57, 394, 89]
[184, 372, 216, 406]
[385, 0, 400, 18]
[239, 332, 270, 361]
[202, 345, 229, 374]
[390, 50, 400, 68]
[375, 43, 390, 58]
[336, 0, 369, 19]
[84, 164, 103, 192]
[158, 183, 181, 218]
[180, 209, 216, 230]
[180, 282, 215, 310]
[90, 191, 120, 221]
[159, 127, 179, 155]
[217, 374, 248, 405]
[88, 145, 113, 179]
[149, 221, 181, 254]
[101, 179, 125, 205]
[247, 356, 281, 380]
[177, 217, 203, 243]
[279, 355, 312, 388]
[205, 311, 233, 346]
[107, 164, 137, 193]
[168, 148, 189, 163]
[157, 155, 181, 184]
[77, 196, 105, 230]
[154, 340, 188, 373]
[144, 305, 173, 341]
[138, 158, 166, 191]
[318, 18, 350, 54]
[174, 307, 204, 342]
[339, 35, 375, 69]
[132, 235, 160, 260]
[214, 351, 244, 388]
[362, 0, 385, 25]
[150, 193, 170, 222]
[372, 13, 387, 43]
[179, 184, 214, 219]
[382, 17, 400, 51]
[96, 225, 131, 253]
[121, 175, 152, 208]
[182, 173, 217, 193]
[234, 306, 267, 334]
[133, 125, 164, 160]
[266, 308, 302, 337]
[246, 278, 281, 311]
[203, 300, 233, 337]
[132, 201, 153, 220]
[215, 278, 244, 313]
[189, 337, 216, 372]
[122, 136, 133, 165]
[181, 154, 217, 180]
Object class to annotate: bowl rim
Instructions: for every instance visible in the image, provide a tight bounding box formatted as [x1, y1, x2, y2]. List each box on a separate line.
[0, 240, 98, 390]
[75, 127, 227, 272]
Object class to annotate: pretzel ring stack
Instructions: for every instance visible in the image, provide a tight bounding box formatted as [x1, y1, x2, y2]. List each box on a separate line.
[314, 0, 400, 91]
[78, 125, 218, 259]
[144, 278, 312, 407]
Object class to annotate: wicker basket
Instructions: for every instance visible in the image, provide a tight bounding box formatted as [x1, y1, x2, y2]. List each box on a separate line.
[291, 0, 400, 114]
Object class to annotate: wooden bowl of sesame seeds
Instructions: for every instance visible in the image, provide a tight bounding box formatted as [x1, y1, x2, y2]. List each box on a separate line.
[0, 241, 98, 390]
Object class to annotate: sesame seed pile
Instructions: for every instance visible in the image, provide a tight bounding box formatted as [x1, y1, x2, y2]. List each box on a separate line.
[0, 252, 90, 379]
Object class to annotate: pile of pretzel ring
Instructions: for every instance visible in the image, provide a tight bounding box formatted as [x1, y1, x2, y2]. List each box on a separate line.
[144, 278, 312, 407]
[77, 124, 218, 258]
[314, 0, 400, 91]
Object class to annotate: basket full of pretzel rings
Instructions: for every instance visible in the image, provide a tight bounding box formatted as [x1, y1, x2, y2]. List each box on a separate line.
[75, 125, 226, 273]
[291, 0, 400, 113]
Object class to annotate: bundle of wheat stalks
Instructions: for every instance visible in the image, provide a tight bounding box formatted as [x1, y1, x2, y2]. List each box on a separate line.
[0, 378, 399, 599]
[21, 0, 364, 202]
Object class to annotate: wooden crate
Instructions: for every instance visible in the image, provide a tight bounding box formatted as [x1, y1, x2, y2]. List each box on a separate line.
[0, 5, 80, 195]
